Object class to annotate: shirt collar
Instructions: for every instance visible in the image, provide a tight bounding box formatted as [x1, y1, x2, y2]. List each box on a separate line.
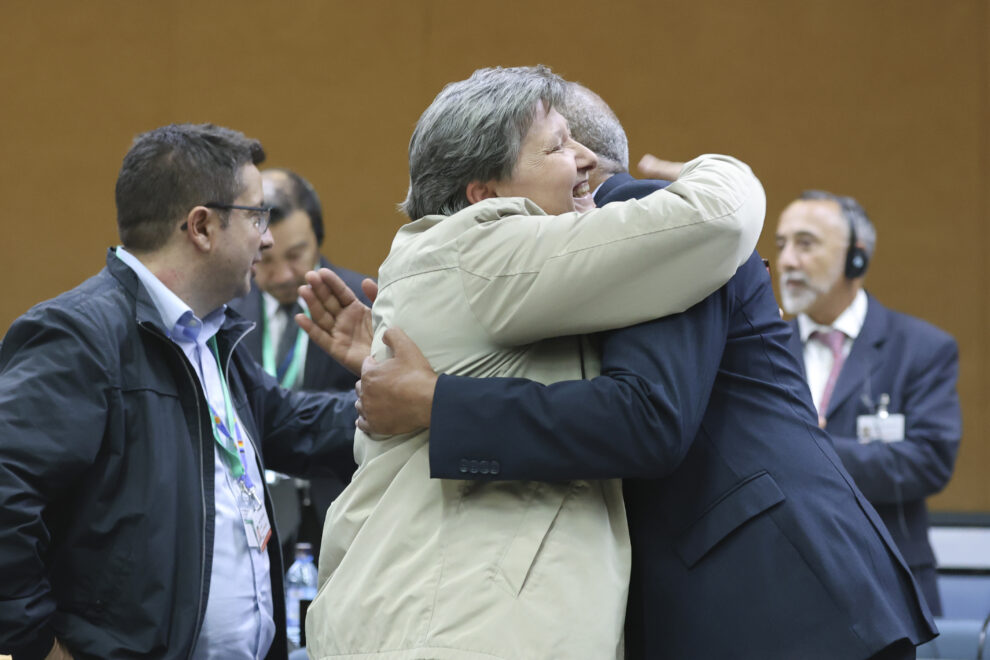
[115, 246, 226, 345]
[261, 291, 309, 320]
[797, 288, 868, 342]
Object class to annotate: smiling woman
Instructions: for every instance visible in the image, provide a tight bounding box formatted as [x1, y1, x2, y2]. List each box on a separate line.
[304, 65, 766, 659]
[473, 100, 598, 215]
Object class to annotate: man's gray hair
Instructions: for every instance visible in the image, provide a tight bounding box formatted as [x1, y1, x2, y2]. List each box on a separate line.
[800, 190, 877, 258]
[400, 65, 567, 220]
[558, 83, 629, 175]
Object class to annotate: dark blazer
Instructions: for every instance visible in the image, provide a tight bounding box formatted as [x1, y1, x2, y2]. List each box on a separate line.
[594, 171, 670, 204]
[786, 296, 961, 614]
[426, 177, 936, 659]
[229, 257, 369, 518]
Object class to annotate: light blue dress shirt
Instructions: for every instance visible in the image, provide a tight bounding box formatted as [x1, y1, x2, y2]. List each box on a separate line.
[116, 248, 275, 659]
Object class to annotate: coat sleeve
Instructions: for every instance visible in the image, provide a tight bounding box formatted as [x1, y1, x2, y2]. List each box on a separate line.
[428, 266, 741, 481]
[826, 333, 961, 504]
[0, 309, 111, 659]
[244, 350, 359, 482]
[457, 155, 765, 345]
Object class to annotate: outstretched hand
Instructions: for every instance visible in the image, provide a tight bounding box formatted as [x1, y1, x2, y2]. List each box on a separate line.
[356, 328, 438, 435]
[296, 268, 377, 375]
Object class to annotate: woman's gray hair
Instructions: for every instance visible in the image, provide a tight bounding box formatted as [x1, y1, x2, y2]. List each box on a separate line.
[400, 65, 567, 220]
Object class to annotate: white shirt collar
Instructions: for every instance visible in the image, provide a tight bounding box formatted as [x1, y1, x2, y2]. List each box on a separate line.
[797, 288, 868, 342]
[261, 290, 309, 319]
[115, 246, 226, 345]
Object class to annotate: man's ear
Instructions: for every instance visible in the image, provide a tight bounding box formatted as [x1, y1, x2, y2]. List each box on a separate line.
[183, 206, 214, 252]
[465, 180, 498, 205]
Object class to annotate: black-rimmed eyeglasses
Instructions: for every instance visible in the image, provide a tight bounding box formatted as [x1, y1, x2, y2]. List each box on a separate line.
[181, 203, 272, 233]
[205, 203, 272, 233]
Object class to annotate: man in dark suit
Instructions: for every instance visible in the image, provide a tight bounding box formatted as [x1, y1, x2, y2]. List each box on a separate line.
[304, 85, 936, 658]
[230, 168, 370, 562]
[775, 191, 961, 615]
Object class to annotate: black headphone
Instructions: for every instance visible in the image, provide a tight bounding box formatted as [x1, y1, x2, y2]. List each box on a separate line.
[844, 213, 869, 279]
[801, 191, 871, 279]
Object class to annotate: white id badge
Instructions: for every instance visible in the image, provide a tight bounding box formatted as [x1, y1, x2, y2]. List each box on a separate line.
[857, 414, 905, 443]
[240, 501, 272, 551]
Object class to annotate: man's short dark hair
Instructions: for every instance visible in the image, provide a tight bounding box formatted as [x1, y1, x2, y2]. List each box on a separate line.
[264, 168, 325, 246]
[115, 123, 266, 251]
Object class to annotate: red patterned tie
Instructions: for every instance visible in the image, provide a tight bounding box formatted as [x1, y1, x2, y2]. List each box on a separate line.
[811, 328, 847, 414]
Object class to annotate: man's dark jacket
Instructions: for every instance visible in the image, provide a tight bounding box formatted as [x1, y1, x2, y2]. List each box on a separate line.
[0, 251, 357, 660]
[786, 295, 961, 614]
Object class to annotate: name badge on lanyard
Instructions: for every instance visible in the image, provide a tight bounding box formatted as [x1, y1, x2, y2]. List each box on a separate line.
[240, 488, 272, 551]
[856, 393, 905, 443]
[207, 337, 272, 552]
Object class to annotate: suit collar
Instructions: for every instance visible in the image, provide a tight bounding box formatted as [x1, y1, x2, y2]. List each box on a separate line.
[593, 172, 635, 206]
[825, 292, 889, 415]
[785, 318, 806, 380]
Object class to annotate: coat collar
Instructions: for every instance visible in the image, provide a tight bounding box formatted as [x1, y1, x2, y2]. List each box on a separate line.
[788, 292, 889, 416]
[825, 292, 889, 415]
[105, 247, 254, 341]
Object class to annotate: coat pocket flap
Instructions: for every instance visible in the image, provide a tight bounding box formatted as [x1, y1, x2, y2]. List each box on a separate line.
[495, 485, 569, 597]
[674, 471, 784, 568]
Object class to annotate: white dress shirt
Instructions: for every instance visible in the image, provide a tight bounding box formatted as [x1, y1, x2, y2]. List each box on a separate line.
[116, 247, 275, 659]
[796, 289, 868, 413]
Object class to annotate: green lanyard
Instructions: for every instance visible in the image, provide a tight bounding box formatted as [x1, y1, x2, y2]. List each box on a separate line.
[261, 305, 310, 388]
[206, 336, 250, 483]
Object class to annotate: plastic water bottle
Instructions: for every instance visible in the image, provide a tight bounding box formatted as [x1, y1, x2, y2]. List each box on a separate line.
[285, 542, 318, 648]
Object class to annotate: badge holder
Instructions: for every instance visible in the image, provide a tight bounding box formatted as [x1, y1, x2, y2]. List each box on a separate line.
[857, 394, 905, 443]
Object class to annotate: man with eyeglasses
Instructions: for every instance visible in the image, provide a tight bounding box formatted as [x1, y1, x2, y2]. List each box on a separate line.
[0, 123, 357, 660]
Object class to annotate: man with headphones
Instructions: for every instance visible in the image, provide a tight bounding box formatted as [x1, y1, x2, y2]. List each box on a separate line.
[776, 190, 961, 615]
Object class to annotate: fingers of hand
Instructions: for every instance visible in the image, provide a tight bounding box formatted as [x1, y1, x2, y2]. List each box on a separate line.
[361, 278, 379, 304]
[637, 154, 683, 180]
[319, 268, 357, 306]
[382, 327, 409, 353]
[304, 270, 344, 316]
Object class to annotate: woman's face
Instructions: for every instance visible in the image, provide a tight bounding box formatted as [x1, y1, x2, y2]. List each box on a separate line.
[494, 101, 598, 215]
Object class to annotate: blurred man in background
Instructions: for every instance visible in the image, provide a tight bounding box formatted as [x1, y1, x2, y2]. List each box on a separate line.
[776, 190, 961, 614]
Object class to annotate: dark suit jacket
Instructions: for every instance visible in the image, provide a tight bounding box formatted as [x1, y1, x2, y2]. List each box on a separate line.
[594, 171, 670, 204]
[229, 257, 368, 514]
[786, 296, 961, 614]
[426, 177, 936, 659]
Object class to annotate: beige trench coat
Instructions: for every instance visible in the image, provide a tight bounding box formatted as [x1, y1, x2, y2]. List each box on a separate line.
[306, 155, 765, 660]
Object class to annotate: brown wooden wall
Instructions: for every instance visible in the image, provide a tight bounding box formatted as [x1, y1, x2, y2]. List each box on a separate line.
[1, 1, 987, 511]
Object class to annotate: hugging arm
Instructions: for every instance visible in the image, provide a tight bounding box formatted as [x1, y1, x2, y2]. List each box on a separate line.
[425, 285, 732, 481]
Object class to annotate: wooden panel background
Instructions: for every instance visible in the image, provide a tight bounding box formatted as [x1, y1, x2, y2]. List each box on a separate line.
[0, 0, 986, 511]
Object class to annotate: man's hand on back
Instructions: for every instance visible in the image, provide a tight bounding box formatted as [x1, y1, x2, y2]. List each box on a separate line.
[356, 328, 437, 435]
